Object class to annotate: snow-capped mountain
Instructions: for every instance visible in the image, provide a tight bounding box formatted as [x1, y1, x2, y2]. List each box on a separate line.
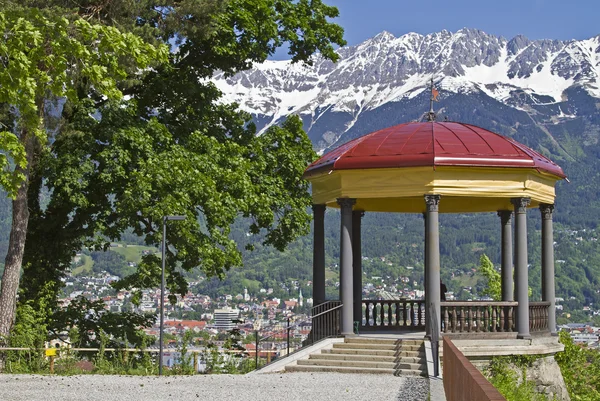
[212, 28, 600, 152]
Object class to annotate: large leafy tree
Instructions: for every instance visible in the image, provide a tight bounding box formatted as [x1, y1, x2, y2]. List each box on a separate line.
[2, 0, 345, 344]
[0, 7, 168, 353]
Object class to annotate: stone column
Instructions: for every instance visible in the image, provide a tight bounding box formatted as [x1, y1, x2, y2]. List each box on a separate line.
[498, 210, 514, 301]
[338, 198, 356, 336]
[512, 197, 531, 340]
[425, 195, 441, 338]
[352, 211, 364, 329]
[423, 213, 430, 337]
[312, 204, 326, 306]
[541, 204, 557, 336]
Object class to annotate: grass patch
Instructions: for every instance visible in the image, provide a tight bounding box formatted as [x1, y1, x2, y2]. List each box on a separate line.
[325, 268, 338, 281]
[112, 245, 158, 264]
[72, 255, 94, 276]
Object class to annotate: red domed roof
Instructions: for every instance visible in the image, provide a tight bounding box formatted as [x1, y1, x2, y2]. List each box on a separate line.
[304, 122, 566, 179]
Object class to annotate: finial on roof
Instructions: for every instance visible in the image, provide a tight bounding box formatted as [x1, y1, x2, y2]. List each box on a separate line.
[425, 77, 439, 122]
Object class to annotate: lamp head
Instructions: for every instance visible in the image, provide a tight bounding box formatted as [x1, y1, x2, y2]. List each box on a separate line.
[164, 215, 186, 221]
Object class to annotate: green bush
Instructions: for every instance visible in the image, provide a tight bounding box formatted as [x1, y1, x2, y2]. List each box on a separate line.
[555, 331, 600, 401]
[487, 356, 549, 401]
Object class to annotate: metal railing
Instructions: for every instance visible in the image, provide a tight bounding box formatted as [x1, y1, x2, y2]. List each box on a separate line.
[252, 301, 342, 370]
[310, 301, 342, 342]
[441, 301, 518, 334]
[361, 299, 425, 331]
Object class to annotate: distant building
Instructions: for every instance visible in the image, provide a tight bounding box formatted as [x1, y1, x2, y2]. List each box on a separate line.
[214, 308, 240, 330]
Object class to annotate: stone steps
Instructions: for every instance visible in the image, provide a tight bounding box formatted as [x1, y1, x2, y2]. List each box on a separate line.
[324, 348, 423, 357]
[342, 338, 423, 345]
[310, 353, 423, 364]
[297, 358, 426, 370]
[332, 342, 423, 351]
[284, 337, 427, 376]
[285, 364, 425, 376]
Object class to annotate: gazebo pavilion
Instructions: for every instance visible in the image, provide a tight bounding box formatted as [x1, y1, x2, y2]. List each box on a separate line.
[304, 121, 566, 340]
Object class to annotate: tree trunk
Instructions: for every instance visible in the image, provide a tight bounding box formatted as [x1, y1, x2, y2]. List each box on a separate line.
[0, 132, 34, 370]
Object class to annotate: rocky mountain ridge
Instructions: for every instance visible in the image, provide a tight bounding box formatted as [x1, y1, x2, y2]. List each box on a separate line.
[212, 28, 600, 151]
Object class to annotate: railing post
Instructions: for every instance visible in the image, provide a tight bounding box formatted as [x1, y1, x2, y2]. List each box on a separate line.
[255, 330, 259, 369]
[442, 306, 448, 333]
[287, 317, 291, 356]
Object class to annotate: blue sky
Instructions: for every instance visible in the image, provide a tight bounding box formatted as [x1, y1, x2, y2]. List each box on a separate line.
[319, 0, 598, 47]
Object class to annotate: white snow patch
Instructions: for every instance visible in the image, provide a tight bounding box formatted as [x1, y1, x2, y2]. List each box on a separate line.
[462, 47, 574, 102]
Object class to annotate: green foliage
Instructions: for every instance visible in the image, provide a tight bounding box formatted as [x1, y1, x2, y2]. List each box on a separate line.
[199, 328, 254, 374]
[43, 99, 317, 299]
[2, 282, 55, 372]
[556, 331, 600, 400]
[50, 296, 155, 351]
[3, 303, 48, 372]
[0, 7, 167, 197]
[478, 254, 501, 300]
[13, 0, 343, 306]
[170, 330, 195, 375]
[487, 356, 549, 401]
[0, 5, 167, 349]
[90, 250, 135, 277]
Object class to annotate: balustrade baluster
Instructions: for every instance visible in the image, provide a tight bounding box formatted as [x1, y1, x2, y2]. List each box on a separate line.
[365, 302, 371, 328]
[395, 301, 401, 327]
[379, 302, 384, 327]
[483, 306, 489, 332]
[451, 306, 457, 333]
[411, 302, 416, 327]
[443, 307, 448, 333]
[492, 307, 497, 332]
[465, 307, 470, 332]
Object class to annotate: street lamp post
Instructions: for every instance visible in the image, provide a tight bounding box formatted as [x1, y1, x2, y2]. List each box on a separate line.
[159, 215, 186, 376]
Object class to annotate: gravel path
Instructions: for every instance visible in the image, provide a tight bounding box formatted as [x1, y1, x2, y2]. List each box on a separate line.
[0, 373, 429, 401]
